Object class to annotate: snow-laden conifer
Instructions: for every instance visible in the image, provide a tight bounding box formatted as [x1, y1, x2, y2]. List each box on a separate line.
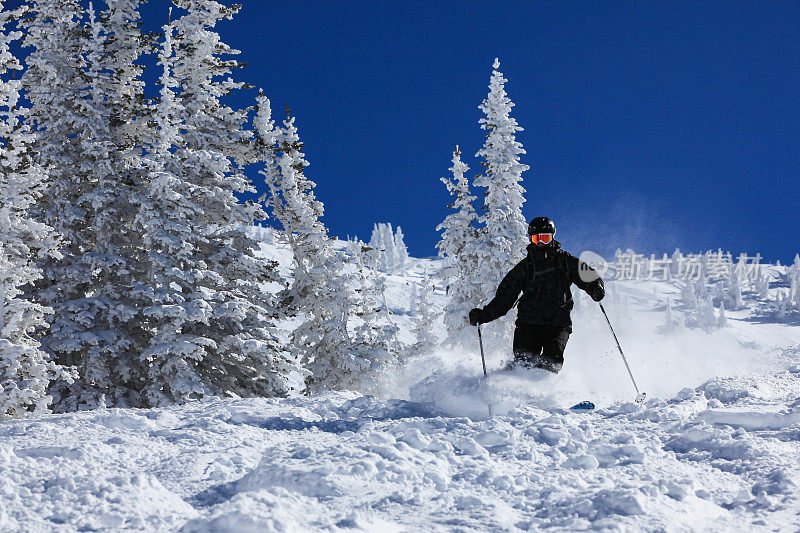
[472, 59, 529, 303]
[257, 96, 327, 310]
[755, 274, 770, 300]
[255, 97, 356, 392]
[20, 0, 89, 358]
[136, 19, 291, 406]
[393, 226, 409, 273]
[436, 146, 483, 345]
[100, 0, 149, 148]
[368, 223, 394, 273]
[350, 252, 403, 391]
[171, 0, 252, 165]
[727, 268, 745, 310]
[789, 254, 800, 309]
[22, 0, 151, 409]
[0, 3, 62, 418]
[408, 272, 439, 358]
[717, 301, 728, 327]
[366, 223, 409, 274]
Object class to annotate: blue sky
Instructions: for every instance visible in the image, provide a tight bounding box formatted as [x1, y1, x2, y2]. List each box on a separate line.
[19, 1, 800, 263]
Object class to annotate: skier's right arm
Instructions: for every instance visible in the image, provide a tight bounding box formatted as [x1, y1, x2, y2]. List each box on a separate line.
[472, 261, 527, 324]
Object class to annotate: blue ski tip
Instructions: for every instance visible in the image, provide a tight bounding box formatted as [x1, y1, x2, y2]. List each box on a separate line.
[570, 401, 595, 411]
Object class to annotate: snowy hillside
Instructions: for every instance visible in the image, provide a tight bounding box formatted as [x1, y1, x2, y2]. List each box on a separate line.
[2, 232, 800, 532]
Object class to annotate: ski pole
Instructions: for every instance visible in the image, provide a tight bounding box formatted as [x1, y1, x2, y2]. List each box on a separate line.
[476, 324, 493, 417]
[477, 324, 488, 377]
[599, 303, 646, 403]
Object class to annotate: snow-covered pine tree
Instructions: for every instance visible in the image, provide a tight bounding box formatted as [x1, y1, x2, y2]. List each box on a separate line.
[665, 297, 674, 326]
[755, 273, 770, 300]
[789, 254, 800, 309]
[408, 272, 439, 358]
[171, 0, 252, 164]
[777, 292, 787, 319]
[671, 249, 684, 278]
[21, 0, 88, 385]
[256, 95, 326, 311]
[365, 223, 408, 274]
[22, 0, 150, 409]
[694, 263, 709, 300]
[368, 223, 396, 273]
[393, 226, 409, 274]
[727, 267, 745, 310]
[137, 17, 291, 406]
[472, 58, 529, 338]
[350, 252, 403, 391]
[436, 146, 483, 345]
[0, 2, 63, 419]
[717, 300, 727, 327]
[99, 0, 149, 148]
[380, 223, 396, 272]
[255, 96, 359, 392]
[691, 295, 718, 331]
[680, 279, 697, 308]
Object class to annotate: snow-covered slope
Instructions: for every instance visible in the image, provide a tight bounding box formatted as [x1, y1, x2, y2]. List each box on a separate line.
[2, 232, 799, 532]
[2, 364, 799, 531]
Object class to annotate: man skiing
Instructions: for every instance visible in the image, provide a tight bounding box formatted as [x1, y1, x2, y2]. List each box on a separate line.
[469, 217, 605, 373]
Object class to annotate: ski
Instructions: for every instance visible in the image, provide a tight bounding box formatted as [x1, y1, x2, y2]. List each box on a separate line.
[569, 401, 595, 411]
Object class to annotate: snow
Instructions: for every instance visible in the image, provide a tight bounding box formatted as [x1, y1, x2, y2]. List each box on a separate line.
[2, 369, 799, 531]
[3, 236, 800, 531]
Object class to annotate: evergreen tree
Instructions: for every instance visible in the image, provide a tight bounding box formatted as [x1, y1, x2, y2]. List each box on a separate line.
[717, 300, 727, 327]
[365, 222, 409, 274]
[350, 252, 403, 391]
[22, 0, 148, 409]
[136, 17, 291, 406]
[789, 254, 800, 309]
[0, 2, 63, 419]
[755, 273, 770, 300]
[100, 0, 150, 149]
[727, 268, 745, 310]
[777, 292, 788, 319]
[257, 97, 326, 310]
[409, 272, 439, 357]
[681, 279, 697, 308]
[393, 226, 409, 274]
[381, 223, 396, 272]
[21, 0, 89, 370]
[255, 97, 357, 393]
[171, 0, 252, 165]
[368, 222, 396, 273]
[436, 146, 483, 345]
[472, 58, 529, 304]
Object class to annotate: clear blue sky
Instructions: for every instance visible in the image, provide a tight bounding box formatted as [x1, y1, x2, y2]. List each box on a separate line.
[22, 1, 800, 263]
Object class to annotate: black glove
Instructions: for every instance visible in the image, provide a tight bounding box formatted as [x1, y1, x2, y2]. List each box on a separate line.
[588, 283, 605, 302]
[469, 308, 487, 326]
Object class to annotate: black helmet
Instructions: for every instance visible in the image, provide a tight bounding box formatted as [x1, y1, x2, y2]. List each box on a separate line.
[528, 217, 556, 236]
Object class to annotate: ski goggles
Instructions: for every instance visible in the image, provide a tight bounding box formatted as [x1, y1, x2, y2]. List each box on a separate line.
[530, 233, 553, 245]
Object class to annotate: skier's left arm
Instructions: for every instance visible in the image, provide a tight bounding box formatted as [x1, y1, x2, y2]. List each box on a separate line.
[567, 254, 605, 302]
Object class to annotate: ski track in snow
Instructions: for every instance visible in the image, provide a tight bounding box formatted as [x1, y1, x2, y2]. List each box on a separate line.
[2, 239, 800, 532]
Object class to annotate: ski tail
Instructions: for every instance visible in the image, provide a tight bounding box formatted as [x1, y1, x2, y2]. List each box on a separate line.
[570, 401, 595, 411]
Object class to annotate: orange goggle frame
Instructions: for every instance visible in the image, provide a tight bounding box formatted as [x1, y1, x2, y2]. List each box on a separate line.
[530, 233, 553, 245]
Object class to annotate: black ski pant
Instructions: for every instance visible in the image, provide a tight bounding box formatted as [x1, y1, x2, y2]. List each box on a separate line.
[512, 325, 571, 373]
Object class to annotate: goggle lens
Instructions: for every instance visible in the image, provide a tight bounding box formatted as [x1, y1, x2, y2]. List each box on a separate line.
[531, 233, 553, 244]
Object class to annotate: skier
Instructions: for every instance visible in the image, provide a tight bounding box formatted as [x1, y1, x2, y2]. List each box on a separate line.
[469, 217, 605, 373]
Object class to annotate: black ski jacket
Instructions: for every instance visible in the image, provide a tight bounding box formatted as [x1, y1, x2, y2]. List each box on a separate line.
[480, 240, 604, 328]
